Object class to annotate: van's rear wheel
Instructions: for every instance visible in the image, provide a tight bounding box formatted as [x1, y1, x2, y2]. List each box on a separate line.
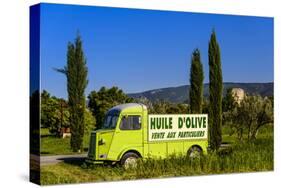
[120, 152, 139, 169]
[188, 146, 202, 159]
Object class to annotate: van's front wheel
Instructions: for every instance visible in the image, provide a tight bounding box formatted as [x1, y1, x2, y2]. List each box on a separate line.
[120, 152, 139, 169]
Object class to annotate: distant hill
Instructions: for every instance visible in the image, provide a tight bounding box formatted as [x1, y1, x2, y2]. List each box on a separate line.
[128, 82, 273, 103]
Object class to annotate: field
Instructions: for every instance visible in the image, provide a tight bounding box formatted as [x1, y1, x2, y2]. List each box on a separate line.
[40, 125, 273, 185]
[40, 128, 90, 155]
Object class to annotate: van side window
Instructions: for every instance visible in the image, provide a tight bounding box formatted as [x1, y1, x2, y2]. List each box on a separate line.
[120, 116, 141, 130]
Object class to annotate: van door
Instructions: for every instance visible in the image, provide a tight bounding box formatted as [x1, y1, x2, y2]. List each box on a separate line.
[109, 115, 143, 159]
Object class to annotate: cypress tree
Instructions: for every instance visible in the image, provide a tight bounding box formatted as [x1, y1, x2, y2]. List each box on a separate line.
[57, 34, 88, 152]
[189, 48, 204, 114]
[208, 30, 223, 150]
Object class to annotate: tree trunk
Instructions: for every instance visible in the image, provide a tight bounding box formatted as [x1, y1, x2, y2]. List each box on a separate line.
[250, 129, 259, 141]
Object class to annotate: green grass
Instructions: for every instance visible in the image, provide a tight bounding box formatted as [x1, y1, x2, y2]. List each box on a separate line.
[40, 128, 90, 155]
[40, 124, 272, 155]
[40, 126, 273, 185]
[40, 128, 50, 136]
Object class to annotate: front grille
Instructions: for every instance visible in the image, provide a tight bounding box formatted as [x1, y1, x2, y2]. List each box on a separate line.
[88, 132, 96, 159]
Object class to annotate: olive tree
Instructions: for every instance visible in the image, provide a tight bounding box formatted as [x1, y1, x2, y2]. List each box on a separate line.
[226, 95, 273, 141]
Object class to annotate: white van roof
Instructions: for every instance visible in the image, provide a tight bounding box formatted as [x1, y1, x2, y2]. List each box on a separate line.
[109, 103, 147, 112]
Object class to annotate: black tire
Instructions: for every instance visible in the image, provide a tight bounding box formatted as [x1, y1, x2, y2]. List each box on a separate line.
[120, 152, 140, 169]
[187, 146, 203, 159]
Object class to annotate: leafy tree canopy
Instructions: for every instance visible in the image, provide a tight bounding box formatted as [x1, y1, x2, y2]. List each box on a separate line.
[88, 87, 133, 129]
[40, 90, 70, 136]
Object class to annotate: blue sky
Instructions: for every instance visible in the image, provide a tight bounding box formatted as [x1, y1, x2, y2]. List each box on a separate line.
[39, 3, 273, 98]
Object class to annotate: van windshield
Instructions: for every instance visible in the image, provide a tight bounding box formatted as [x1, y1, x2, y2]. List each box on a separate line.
[102, 114, 119, 129]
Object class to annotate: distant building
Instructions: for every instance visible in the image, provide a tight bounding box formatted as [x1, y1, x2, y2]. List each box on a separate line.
[231, 88, 245, 104]
[60, 127, 71, 139]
